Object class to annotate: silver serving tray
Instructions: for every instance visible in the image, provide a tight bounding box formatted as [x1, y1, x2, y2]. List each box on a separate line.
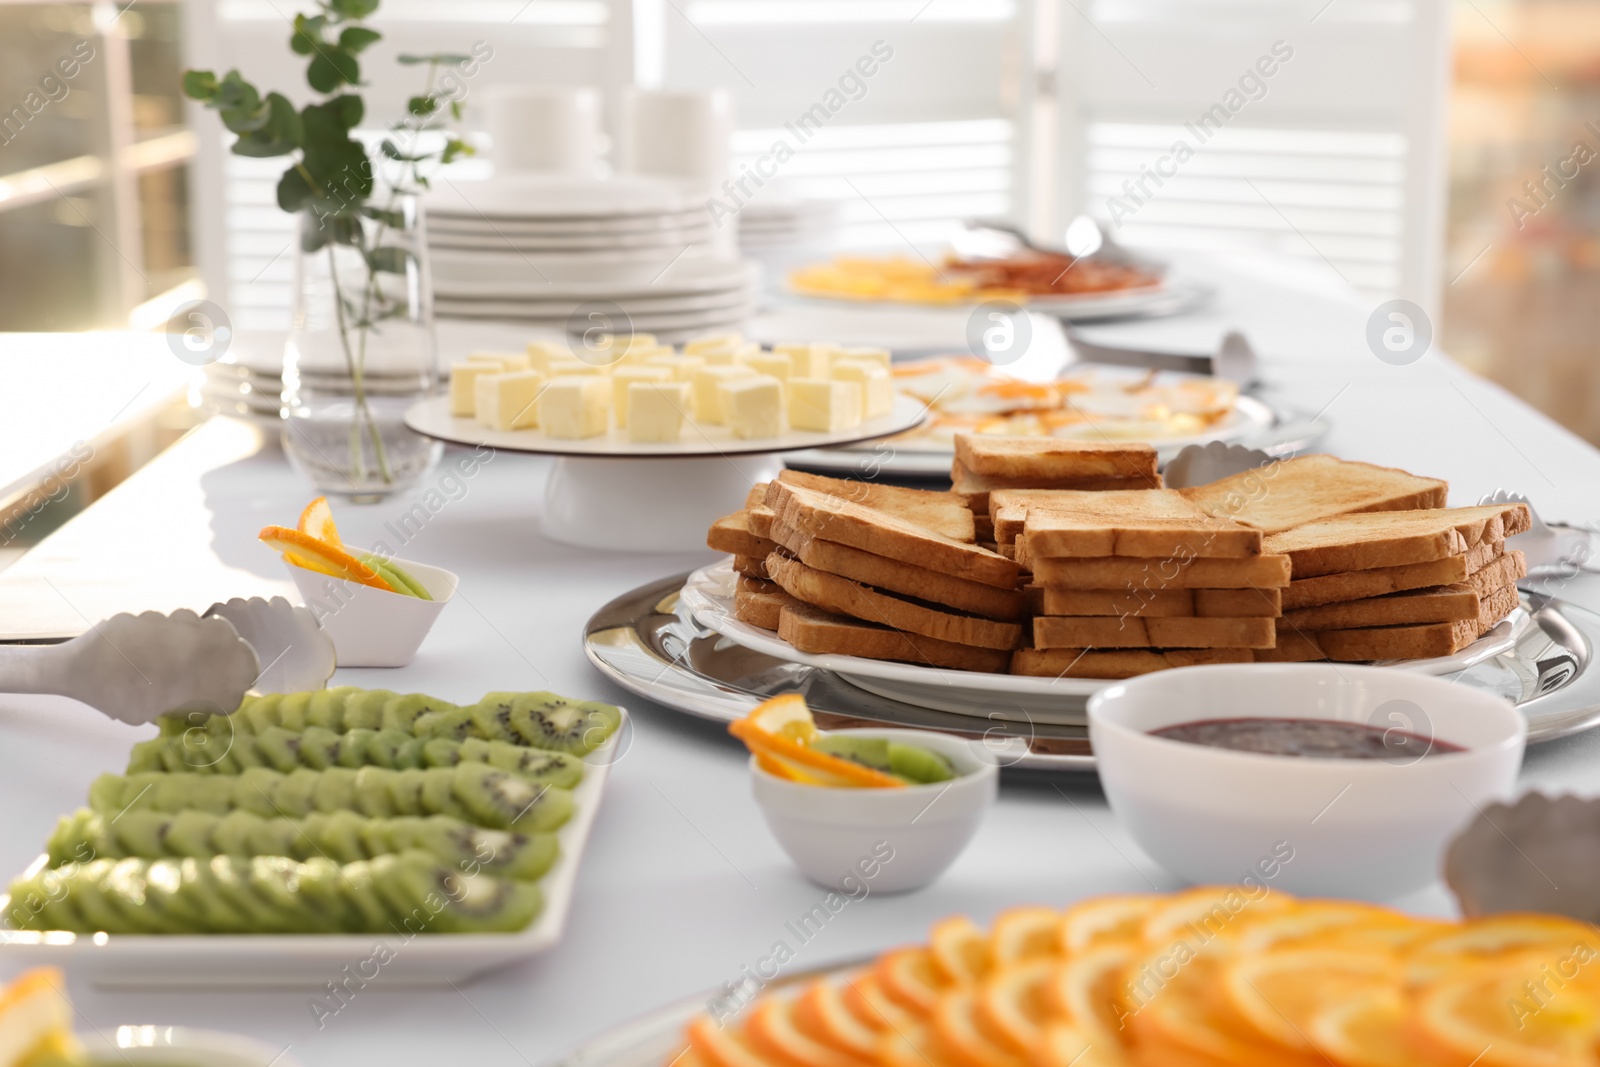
[584, 576, 1600, 773]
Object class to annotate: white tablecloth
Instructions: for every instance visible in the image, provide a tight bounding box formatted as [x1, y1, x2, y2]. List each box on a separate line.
[2, 252, 1599, 1067]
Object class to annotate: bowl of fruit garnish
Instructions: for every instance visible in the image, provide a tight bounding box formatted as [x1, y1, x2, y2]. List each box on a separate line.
[730, 694, 998, 894]
[259, 497, 456, 668]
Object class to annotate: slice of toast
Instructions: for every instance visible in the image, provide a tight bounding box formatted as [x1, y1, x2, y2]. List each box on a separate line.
[769, 517, 1024, 620]
[1180, 454, 1448, 534]
[952, 461, 1157, 512]
[778, 600, 1012, 673]
[1032, 615, 1276, 650]
[748, 506, 775, 539]
[1254, 632, 1326, 663]
[1281, 541, 1511, 610]
[954, 434, 1159, 480]
[767, 552, 1023, 650]
[734, 584, 801, 631]
[707, 510, 777, 558]
[1039, 587, 1281, 618]
[1023, 490, 1262, 560]
[1032, 553, 1292, 590]
[746, 483, 769, 509]
[1264, 504, 1531, 578]
[732, 554, 769, 580]
[1278, 551, 1526, 630]
[1011, 647, 1253, 679]
[768, 480, 1020, 590]
[1314, 582, 1521, 662]
[776, 469, 975, 543]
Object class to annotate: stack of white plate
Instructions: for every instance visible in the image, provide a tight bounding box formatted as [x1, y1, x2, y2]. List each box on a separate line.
[425, 175, 758, 342]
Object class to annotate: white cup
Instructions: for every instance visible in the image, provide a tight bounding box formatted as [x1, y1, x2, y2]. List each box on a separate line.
[618, 88, 732, 186]
[486, 86, 601, 177]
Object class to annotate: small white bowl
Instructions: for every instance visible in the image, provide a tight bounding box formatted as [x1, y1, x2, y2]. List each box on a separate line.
[284, 556, 457, 668]
[1088, 663, 1526, 901]
[750, 727, 998, 894]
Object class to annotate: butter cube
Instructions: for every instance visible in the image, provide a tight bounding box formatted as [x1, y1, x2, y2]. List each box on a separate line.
[469, 350, 532, 371]
[526, 341, 571, 375]
[612, 366, 673, 428]
[837, 346, 892, 372]
[684, 332, 743, 355]
[538, 376, 610, 439]
[475, 371, 547, 431]
[789, 378, 862, 432]
[739, 351, 793, 381]
[831, 358, 894, 419]
[645, 354, 706, 382]
[628, 381, 691, 443]
[775, 342, 838, 379]
[698, 342, 760, 366]
[547, 357, 608, 377]
[448, 363, 500, 417]
[691, 365, 757, 423]
[718, 376, 785, 440]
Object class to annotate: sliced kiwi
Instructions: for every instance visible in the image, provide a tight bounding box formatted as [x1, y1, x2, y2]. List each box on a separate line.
[337, 728, 379, 768]
[353, 767, 396, 819]
[210, 811, 254, 855]
[111, 811, 170, 859]
[244, 817, 298, 858]
[253, 727, 303, 773]
[203, 855, 290, 933]
[378, 556, 432, 601]
[227, 732, 266, 770]
[365, 730, 406, 769]
[126, 739, 166, 775]
[274, 769, 322, 818]
[506, 693, 622, 756]
[500, 748, 585, 790]
[422, 739, 461, 769]
[393, 854, 542, 934]
[70, 862, 129, 933]
[174, 857, 249, 933]
[297, 725, 343, 770]
[382, 693, 457, 734]
[393, 737, 428, 771]
[420, 766, 458, 819]
[386, 769, 428, 816]
[336, 859, 391, 930]
[306, 687, 357, 730]
[235, 768, 283, 817]
[468, 695, 518, 743]
[166, 810, 219, 858]
[414, 707, 476, 742]
[317, 810, 367, 863]
[250, 855, 341, 933]
[342, 690, 393, 732]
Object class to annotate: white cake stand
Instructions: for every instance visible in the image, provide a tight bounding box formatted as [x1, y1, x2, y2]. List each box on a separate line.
[404, 394, 927, 552]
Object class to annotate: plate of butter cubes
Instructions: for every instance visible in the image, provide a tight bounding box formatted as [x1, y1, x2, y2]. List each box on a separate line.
[403, 332, 928, 457]
[0, 687, 627, 988]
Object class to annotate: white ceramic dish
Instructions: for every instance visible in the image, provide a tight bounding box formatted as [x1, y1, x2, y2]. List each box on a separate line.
[429, 212, 713, 237]
[403, 392, 927, 459]
[680, 560, 1529, 720]
[83, 1026, 304, 1066]
[0, 716, 626, 987]
[432, 288, 754, 316]
[750, 728, 997, 893]
[431, 302, 755, 332]
[282, 555, 456, 668]
[423, 173, 703, 219]
[1088, 664, 1525, 900]
[429, 253, 756, 296]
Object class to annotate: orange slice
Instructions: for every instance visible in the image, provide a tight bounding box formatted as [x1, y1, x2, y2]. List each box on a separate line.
[1414, 954, 1600, 1067]
[297, 496, 342, 545]
[876, 948, 946, 1017]
[1226, 903, 1422, 955]
[745, 996, 870, 1067]
[931, 988, 1028, 1067]
[976, 958, 1057, 1054]
[747, 694, 819, 744]
[794, 982, 878, 1060]
[687, 1016, 785, 1067]
[929, 915, 991, 986]
[1140, 885, 1293, 949]
[1223, 948, 1402, 1053]
[990, 906, 1064, 965]
[258, 526, 397, 592]
[1051, 940, 1142, 1052]
[1036, 1022, 1123, 1067]
[1408, 914, 1600, 984]
[875, 1022, 959, 1067]
[729, 720, 904, 789]
[841, 974, 920, 1033]
[1060, 894, 1161, 954]
[1307, 987, 1424, 1067]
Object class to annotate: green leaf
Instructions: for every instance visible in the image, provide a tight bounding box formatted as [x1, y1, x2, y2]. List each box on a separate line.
[230, 92, 303, 157]
[181, 69, 219, 101]
[449, 100, 463, 121]
[360, 204, 405, 227]
[300, 217, 329, 253]
[441, 138, 472, 164]
[306, 49, 359, 93]
[328, 0, 379, 19]
[290, 13, 326, 55]
[277, 166, 314, 213]
[331, 93, 363, 128]
[215, 70, 270, 133]
[339, 26, 381, 52]
[406, 95, 438, 117]
[368, 246, 411, 273]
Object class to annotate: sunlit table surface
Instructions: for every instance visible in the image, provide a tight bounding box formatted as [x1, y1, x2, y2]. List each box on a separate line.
[2, 250, 1600, 1067]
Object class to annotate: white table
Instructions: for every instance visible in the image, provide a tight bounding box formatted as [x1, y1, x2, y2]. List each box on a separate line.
[3, 253, 1600, 1067]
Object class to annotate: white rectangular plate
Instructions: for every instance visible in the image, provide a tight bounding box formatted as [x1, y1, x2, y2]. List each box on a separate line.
[0, 713, 627, 988]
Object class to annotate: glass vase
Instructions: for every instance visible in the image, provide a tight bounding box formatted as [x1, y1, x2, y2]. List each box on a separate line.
[282, 192, 442, 503]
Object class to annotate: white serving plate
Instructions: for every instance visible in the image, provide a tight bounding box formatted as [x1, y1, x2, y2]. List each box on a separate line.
[0, 717, 627, 988]
[679, 561, 1528, 721]
[431, 303, 755, 333]
[786, 394, 1278, 476]
[423, 174, 703, 219]
[430, 252, 757, 296]
[432, 288, 754, 317]
[404, 393, 926, 459]
[81, 1026, 305, 1067]
[429, 212, 713, 238]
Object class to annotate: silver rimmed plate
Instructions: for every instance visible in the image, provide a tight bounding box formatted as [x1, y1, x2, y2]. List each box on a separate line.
[584, 573, 1600, 772]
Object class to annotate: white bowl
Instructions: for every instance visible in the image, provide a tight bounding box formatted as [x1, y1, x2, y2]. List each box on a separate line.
[1088, 663, 1526, 901]
[283, 556, 456, 668]
[750, 728, 998, 894]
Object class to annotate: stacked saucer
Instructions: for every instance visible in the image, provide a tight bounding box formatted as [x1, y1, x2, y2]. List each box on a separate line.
[425, 175, 758, 342]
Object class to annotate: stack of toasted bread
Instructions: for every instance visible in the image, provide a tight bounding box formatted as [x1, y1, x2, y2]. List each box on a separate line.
[704, 438, 1531, 677]
[713, 470, 1023, 672]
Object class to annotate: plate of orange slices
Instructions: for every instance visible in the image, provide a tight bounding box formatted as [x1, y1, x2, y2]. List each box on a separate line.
[550, 887, 1600, 1067]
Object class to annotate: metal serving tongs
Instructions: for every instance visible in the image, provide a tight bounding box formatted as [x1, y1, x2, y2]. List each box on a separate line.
[1479, 489, 1600, 578]
[0, 596, 335, 725]
[955, 214, 1162, 273]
